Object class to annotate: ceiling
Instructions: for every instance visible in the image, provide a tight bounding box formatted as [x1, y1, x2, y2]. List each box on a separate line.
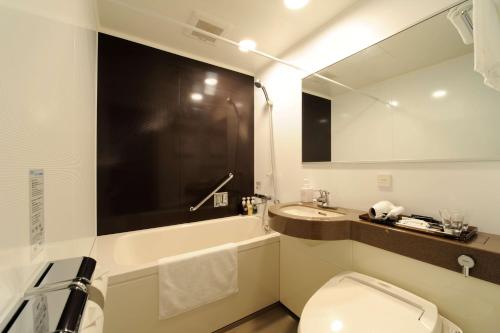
[303, 8, 474, 97]
[97, 0, 359, 74]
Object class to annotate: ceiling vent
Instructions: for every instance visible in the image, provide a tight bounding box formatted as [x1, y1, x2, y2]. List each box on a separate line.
[185, 11, 231, 45]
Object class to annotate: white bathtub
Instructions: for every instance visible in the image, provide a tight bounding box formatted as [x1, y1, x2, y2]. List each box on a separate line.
[91, 215, 280, 333]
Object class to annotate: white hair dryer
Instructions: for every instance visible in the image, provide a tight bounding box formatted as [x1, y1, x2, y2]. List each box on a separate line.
[369, 201, 405, 220]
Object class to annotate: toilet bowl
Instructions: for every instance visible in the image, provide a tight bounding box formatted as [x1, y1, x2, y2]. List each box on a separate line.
[298, 272, 462, 333]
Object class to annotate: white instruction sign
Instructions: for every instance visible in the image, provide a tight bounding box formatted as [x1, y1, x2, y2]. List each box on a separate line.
[30, 169, 44, 256]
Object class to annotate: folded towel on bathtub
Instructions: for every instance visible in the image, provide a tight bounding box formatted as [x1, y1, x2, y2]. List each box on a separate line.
[158, 243, 238, 320]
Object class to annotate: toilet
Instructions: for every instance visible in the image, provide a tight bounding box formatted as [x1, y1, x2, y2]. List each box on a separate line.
[299, 272, 462, 333]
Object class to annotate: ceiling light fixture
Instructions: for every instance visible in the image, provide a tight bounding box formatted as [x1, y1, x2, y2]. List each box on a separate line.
[388, 100, 400, 107]
[204, 78, 218, 86]
[432, 90, 447, 98]
[238, 39, 256, 52]
[191, 93, 203, 101]
[330, 320, 344, 332]
[284, 0, 309, 10]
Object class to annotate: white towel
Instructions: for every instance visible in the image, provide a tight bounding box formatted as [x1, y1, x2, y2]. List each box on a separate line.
[447, 1, 474, 44]
[158, 243, 238, 320]
[80, 301, 104, 333]
[473, 0, 500, 91]
[80, 267, 109, 333]
[90, 267, 109, 304]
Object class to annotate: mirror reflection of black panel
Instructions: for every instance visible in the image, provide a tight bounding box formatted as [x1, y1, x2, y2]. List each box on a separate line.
[302, 92, 331, 162]
[97, 33, 254, 235]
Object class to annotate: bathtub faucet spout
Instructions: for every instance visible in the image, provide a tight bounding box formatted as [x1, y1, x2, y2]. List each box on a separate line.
[254, 193, 272, 201]
[254, 193, 272, 233]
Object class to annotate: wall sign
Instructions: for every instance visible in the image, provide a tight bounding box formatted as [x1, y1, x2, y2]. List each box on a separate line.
[30, 169, 44, 256]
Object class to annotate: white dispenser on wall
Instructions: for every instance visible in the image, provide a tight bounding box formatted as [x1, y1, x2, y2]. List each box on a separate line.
[300, 178, 314, 203]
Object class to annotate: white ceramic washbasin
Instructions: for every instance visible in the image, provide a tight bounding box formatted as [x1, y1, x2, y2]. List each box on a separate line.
[280, 205, 345, 218]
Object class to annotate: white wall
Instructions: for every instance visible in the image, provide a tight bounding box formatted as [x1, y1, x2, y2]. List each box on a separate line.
[255, 0, 500, 234]
[0, 0, 97, 321]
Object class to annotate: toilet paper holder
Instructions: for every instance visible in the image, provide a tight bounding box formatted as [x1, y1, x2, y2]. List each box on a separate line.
[0, 256, 97, 333]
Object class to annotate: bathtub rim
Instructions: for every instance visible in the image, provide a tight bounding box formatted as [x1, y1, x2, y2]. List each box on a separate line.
[90, 215, 280, 285]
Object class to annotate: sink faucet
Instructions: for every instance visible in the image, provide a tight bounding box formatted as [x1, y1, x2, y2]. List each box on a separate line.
[316, 190, 330, 208]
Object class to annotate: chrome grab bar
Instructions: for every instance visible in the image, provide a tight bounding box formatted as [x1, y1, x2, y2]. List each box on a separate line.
[460, 10, 474, 32]
[189, 173, 234, 212]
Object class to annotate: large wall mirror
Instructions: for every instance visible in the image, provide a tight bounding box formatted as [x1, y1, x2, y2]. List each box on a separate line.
[302, 2, 500, 162]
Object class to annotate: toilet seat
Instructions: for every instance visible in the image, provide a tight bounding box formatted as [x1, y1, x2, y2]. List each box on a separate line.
[298, 272, 441, 333]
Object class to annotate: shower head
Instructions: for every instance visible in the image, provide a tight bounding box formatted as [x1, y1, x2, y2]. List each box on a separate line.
[254, 79, 272, 106]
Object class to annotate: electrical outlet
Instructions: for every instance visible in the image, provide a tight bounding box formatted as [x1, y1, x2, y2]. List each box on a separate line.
[377, 174, 392, 189]
[214, 192, 228, 207]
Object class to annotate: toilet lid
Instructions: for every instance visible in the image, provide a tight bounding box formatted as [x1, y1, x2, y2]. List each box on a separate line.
[299, 272, 440, 333]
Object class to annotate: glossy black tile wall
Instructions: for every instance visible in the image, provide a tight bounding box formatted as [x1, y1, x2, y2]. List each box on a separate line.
[97, 34, 254, 235]
[302, 92, 331, 162]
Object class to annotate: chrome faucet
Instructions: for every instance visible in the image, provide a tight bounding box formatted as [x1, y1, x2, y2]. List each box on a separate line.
[254, 193, 272, 233]
[316, 190, 330, 208]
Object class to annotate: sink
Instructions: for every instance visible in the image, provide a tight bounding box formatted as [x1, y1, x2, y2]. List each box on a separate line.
[268, 202, 364, 240]
[280, 205, 345, 218]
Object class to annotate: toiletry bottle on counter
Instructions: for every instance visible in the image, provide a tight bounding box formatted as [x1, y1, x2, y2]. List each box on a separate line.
[242, 197, 248, 215]
[247, 197, 253, 215]
[252, 197, 258, 214]
[301, 178, 314, 203]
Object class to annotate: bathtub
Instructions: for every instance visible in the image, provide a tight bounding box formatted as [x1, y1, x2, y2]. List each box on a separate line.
[91, 215, 280, 333]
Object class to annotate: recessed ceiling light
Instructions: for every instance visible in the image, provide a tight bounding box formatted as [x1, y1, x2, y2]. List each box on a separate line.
[191, 93, 203, 101]
[204, 78, 218, 86]
[284, 0, 309, 10]
[238, 39, 256, 52]
[432, 90, 447, 98]
[388, 100, 399, 107]
[330, 320, 344, 332]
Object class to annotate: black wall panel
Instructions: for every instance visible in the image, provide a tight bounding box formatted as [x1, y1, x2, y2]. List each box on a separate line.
[97, 34, 254, 235]
[302, 92, 331, 162]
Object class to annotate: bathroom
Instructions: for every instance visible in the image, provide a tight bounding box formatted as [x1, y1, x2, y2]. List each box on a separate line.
[1, 0, 500, 332]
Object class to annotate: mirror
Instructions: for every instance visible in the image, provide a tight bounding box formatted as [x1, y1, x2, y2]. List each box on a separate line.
[302, 3, 500, 162]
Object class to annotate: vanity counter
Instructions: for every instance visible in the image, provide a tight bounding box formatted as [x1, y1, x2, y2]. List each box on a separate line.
[268, 202, 500, 285]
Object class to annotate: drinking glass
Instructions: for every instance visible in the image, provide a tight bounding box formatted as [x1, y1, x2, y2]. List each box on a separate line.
[450, 210, 464, 230]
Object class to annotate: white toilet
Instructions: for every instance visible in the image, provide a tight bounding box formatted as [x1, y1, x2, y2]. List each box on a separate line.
[298, 272, 462, 333]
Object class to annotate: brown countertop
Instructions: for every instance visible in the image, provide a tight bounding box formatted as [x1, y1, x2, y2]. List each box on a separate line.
[268, 202, 500, 285]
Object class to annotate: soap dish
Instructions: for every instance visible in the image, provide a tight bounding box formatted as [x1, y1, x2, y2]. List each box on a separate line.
[358, 213, 478, 242]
